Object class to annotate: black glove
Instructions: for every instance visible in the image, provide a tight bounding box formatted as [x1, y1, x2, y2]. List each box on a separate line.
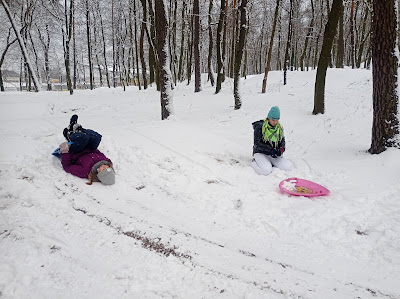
[270, 149, 278, 158]
[276, 147, 285, 157]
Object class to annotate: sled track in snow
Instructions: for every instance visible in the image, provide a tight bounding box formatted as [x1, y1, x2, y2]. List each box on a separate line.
[58, 181, 397, 299]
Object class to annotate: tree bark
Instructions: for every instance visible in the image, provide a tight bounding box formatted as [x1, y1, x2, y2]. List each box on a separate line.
[369, 0, 399, 153]
[186, 4, 194, 85]
[216, 0, 226, 94]
[207, 0, 215, 86]
[283, 0, 293, 86]
[139, 0, 148, 89]
[154, 0, 173, 120]
[147, 0, 158, 89]
[313, 0, 342, 115]
[350, 0, 355, 68]
[86, 0, 94, 90]
[301, 0, 314, 71]
[73, 0, 77, 89]
[276, 16, 282, 70]
[193, 0, 201, 92]
[133, 0, 141, 89]
[177, 1, 186, 82]
[336, 0, 344, 68]
[229, 0, 237, 78]
[233, 0, 248, 110]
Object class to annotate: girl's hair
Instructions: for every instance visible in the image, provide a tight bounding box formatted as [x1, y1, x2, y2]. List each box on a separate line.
[86, 163, 115, 185]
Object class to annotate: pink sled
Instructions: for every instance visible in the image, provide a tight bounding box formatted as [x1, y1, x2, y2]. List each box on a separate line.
[279, 177, 330, 198]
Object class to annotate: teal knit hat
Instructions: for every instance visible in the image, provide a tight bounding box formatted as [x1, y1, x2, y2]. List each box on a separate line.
[267, 106, 280, 120]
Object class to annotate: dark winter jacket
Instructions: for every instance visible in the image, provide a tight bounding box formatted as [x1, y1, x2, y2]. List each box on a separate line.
[69, 129, 102, 153]
[252, 120, 286, 156]
[61, 149, 112, 179]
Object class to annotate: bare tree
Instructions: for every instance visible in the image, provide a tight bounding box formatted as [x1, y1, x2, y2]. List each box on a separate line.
[233, 0, 247, 110]
[207, 0, 215, 86]
[336, 0, 344, 68]
[355, 2, 370, 68]
[37, 24, 52, 91]
[154, 0, 173, 120]
[1, 0, 40, 92]
[96, 1, 110, 88]
[132, 0, 141, 89]
[63, 0, 74, 94]
[261, 0, 281, 93]
[139, 0, 148, 89]
[193, 0, 201, 92]
[215, 0, 226, 94]
[283, 0, 293, 86]
[0, 27, 17, 91]
[300, 0, 314, 71]
[313, 0, 342, 115]
[177, 1, 186, 82]
[369, 0, 399, 153]
[86, 0, 94, 89]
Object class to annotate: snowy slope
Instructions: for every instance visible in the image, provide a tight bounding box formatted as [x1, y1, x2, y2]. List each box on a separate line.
[1, 69, 399, 298]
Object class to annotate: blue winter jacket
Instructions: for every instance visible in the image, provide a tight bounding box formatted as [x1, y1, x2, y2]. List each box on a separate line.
[69, 129, 102, 153]
[252, 120, 286, 156]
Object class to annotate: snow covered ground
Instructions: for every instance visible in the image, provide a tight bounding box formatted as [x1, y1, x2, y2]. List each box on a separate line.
[1, 69, 399, 298]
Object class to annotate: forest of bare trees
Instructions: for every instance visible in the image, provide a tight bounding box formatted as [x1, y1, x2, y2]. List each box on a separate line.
[0, 0, 377, 94]
[1, 0, 399, 152]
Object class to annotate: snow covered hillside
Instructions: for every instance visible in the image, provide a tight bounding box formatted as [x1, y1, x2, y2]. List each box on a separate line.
[1, 69, 399, 298]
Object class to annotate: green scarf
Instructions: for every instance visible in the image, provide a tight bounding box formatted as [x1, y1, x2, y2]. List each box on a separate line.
[262, 119, 284, 148]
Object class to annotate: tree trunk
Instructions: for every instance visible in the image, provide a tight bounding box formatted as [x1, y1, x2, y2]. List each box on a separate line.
[233, 0, 248, 110]
[170, 0, 178, 85]
[147, 0, 158, 87]
[177, 2, 186, 82]
[146, 0, 160, 90]
[301, 0, 314, 71]
[133, 0, 141, 89]
[261, 0, 281, 93]
[207, 0, 215, 86]
[154, 0, 173, 120]
[229, 0, 237, 78]
[283, 0, 293, 86]
[86, 0, 94, 90]
[193, 0, 201, 92]
[216, 0, 226, 94]
[98, 2, 110, 88]
[313, 0, 342, 115]
[112, 0, 117, 87]
[28, 29, 41, 89]
[221, 0, 228, 80]
[73, 0, 77, 89]
[276, 16, 282, 70]
[336, 0, 344, 68]
[38, 25, 52, 91]
[1, 0, 40, 92]
[369, 0, 399, 153]
[139, 0, 148, 89]
[0, 28, 17, 92]
[186, 4, 194, 86]
[92, 9, 102, 87]
[355, 4, 370, 68]
[350, 0, 355, 68]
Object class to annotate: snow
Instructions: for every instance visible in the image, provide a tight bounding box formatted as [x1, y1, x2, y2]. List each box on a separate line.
[1, 69, 400, 298]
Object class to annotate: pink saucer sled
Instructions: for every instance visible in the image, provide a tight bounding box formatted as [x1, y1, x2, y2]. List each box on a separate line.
[279, 177, 330, 198]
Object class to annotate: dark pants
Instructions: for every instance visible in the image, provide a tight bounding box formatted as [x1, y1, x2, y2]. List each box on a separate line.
[69, 129, 102, 153]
